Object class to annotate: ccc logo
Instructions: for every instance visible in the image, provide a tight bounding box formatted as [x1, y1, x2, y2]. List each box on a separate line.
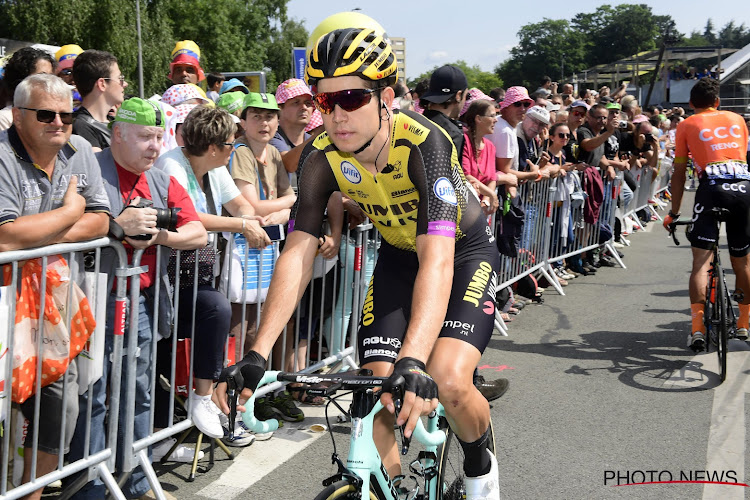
[722, 183, 748, 193]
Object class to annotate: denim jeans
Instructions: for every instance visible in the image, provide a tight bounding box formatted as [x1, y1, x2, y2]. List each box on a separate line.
[65, 292, 153, 499]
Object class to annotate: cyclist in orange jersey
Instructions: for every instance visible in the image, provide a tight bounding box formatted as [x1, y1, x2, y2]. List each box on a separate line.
[663, 78, 750, 350]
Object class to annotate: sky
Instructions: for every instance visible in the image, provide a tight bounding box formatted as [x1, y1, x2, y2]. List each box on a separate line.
[285, 0, 749, 81]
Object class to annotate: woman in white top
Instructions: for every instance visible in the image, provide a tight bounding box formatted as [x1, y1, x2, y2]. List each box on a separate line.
[154, 106, 268, 444]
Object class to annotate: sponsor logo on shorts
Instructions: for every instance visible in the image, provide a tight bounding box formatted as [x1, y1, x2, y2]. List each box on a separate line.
[362, 337, 402, 349]
[433, 177, 457, 206]
[363, 348, 398, 359]
[722, 182, 748, 193]
[443, 320, 475, 336]
[462, 261, 493, 307]
[361, 278, 375, 326]
[341, 161, 362, 184]
[483, 301, 495, 315]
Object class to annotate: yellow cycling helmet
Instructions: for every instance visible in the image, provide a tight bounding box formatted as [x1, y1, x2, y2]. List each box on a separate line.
[305, 27, 398, 89]
[306, 12, 386, 52]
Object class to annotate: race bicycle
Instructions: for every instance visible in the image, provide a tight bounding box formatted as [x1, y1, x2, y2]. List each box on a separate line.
[669, 208, 743, 382]
[237, 369, 496, 499]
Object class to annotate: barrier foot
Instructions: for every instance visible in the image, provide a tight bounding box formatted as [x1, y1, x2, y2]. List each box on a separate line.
[138, 449, 167, 500]
[214, 436, 235, 460]
[188, 433, 204, 482]
[99, 463, 127, 500]
[649, 204, 662, 222]
[539, 265, 565, 296]
[605, 242, 627, 270]
[494, 310, 508, 336]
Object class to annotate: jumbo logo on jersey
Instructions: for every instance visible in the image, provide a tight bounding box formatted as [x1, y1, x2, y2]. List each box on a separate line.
[341, 161, 362, 184]
[433, 177, 457, 206]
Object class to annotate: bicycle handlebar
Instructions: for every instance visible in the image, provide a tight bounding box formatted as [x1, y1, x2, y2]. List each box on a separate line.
[241, 370, 446, 446]
[667, 217, 692, 246]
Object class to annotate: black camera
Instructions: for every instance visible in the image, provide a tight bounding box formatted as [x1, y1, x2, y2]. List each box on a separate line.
[121, 198, 181, 240]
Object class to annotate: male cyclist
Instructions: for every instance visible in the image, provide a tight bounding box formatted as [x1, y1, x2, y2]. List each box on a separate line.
[663, 77, 750, 351]
[214, 21, 501, 499]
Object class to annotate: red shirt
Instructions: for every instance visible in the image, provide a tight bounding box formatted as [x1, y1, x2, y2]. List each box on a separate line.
[461, 133, 497, 186]
[116, 163, 200, 289]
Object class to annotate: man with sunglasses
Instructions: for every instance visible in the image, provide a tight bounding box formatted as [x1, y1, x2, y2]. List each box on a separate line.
[579, 103, 618, 180]
[0, 73, 110, 500]
[72, 50, 128, 151]
[420, 64, 468, 158]
[490, 86, 542, 189]
[215, 24, 501, 500]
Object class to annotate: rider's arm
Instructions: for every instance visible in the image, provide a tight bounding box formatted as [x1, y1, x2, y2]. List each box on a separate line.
[670, 122, 690, 217]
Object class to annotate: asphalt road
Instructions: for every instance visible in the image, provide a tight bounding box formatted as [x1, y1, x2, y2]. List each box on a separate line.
[153, 192, 750, 500]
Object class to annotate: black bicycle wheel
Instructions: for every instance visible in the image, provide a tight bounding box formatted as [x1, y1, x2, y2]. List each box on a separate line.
[436, 418, 496, 500]
[312, 479, 384, 500]
[715, 263, 728, 382]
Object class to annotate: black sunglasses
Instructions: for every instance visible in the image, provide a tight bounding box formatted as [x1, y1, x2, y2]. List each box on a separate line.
[557, 132, 571, 139]
[59, 68, 73, 76]
[513, 101, 532, 108]
[19, 107, 74, 125]
[313, 88, 377, 114]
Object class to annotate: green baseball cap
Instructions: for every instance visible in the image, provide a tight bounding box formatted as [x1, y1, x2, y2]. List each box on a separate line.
[242, 92, 279, 112]
[111, 98, 166, 129]
[217, 91, 245, 114]
[605, 102, 622, 111]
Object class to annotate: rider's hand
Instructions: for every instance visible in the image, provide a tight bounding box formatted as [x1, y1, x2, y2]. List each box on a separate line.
[212, 350, 267, 415]
[663, 211, 679, 232]
[380, 357, 439, 438]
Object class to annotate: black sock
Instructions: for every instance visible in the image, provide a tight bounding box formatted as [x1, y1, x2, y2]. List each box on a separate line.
[458, 426, 492, 477]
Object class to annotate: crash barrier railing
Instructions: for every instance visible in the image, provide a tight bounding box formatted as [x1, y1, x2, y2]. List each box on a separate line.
[90, 220, 379, 500]
[622, 158, 673, 224]
[496, 169, 634, 311]
[0, 238, 129, 500]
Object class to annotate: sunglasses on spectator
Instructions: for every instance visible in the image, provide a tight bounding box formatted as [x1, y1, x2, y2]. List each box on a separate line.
[59, 68, 73, 76]
[313, 88, 378, 114]
[19, 107, 74, 125]
[102, 75, 126, 85]
[571, 110, 586, 117]
[481, 113, 497, 118]
[513, 101, 532, 108]
[557, 132, 571, 139]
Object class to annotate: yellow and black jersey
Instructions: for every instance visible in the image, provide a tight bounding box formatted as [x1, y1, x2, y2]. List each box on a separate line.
[289, 110, 491, 253]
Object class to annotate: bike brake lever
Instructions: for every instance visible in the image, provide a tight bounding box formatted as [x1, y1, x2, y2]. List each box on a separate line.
[226, 375, 238, 439]
[392, 388, 411, 456]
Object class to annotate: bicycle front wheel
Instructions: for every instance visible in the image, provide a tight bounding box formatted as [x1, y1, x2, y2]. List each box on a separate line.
[313, 479, 384, 500]
[715, 263, 728, 382]
[436, 418, 496, 500]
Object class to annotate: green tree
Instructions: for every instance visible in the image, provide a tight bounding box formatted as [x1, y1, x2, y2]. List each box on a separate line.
[406, 60, 503, 93]
[703, 19, 718, 45]
[497, 19, 587, 89]
[264, 18, 309, 91]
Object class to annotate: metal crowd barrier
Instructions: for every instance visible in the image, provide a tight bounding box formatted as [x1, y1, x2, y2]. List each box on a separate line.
[0, 238, 129, 500]
[101, 220, 378, 500]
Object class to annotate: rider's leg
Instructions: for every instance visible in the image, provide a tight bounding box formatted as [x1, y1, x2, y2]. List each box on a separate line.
[362, 360, 400, 479]
[428, 338, 491, 476]
[729, 253, 750, 331]
[689, 247, 714, 333]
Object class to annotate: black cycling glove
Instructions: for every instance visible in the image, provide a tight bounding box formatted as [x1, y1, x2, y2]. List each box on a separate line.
[382, 357, 438, 401]
[218, 350, 267, 393]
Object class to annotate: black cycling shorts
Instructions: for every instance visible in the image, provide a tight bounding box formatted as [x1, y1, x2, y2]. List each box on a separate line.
[357, 241, 500, 364]
[688, 179, 750, 257]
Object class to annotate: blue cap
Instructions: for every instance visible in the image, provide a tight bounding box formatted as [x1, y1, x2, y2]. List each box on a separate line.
[220, 78, 249, 95]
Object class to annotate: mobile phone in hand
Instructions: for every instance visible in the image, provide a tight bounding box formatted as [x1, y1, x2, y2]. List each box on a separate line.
[262, 224, 285, 241]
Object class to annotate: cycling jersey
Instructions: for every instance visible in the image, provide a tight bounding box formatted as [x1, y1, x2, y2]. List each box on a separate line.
[674, 109, 749, 180]
[289, 110, 491, 254]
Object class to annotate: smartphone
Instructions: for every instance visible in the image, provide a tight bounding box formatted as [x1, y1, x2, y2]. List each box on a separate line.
[262, 224, 285, 241]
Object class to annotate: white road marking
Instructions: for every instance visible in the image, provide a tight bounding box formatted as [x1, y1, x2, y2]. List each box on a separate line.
[665, 341, 750, 499]
[196, 395, 351, 499]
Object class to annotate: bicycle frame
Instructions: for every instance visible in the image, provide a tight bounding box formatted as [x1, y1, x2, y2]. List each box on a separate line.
[243, 371, 446, 500]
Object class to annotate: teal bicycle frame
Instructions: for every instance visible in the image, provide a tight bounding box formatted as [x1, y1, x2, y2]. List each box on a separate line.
[243, 371, 447, 500]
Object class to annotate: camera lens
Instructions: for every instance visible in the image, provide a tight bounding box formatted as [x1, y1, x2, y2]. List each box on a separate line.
[154, 207, 181, 232]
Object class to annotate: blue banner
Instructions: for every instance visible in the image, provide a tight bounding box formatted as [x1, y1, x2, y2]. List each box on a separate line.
[293, 47, 307, 80]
